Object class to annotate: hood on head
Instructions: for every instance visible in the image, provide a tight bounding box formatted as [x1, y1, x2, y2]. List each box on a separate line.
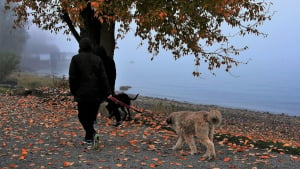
[79, 38, 92, 52]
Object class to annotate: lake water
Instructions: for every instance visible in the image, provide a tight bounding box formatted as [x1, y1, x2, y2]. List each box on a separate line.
[112, 49, 300, 117]
[56, 51, 299, 117]
[57, 56, 299, 117]
[56, 43, 300, 117]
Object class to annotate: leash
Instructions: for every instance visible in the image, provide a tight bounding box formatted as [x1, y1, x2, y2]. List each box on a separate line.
[107, 95, 145, 113]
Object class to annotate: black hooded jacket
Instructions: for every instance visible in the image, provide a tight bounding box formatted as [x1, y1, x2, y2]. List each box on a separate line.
[69, 38, 111, 102]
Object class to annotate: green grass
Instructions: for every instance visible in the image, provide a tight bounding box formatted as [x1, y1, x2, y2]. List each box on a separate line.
[9, 73, 68, 89]
[214, 133, 300, 155]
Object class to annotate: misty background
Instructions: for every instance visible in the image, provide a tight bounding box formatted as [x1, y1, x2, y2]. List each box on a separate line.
[0, 0, 299, 116]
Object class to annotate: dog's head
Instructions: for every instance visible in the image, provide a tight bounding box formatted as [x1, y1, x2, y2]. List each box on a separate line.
[166, 116, 173, 124]
[166, 112, 176, 125]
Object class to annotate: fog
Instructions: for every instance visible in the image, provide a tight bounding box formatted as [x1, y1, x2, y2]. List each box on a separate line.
[1, 0, 299, 115]
[25, 0, 300, 78]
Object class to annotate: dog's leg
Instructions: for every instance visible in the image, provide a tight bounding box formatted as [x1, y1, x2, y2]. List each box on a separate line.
[172, 135, 184, 150]
[209, 125, 215, 141]
[120, 107, 127, 121]
[126, 108, 132, 121]
[183, 135, 197, 155]
[199, 136, 216, 160]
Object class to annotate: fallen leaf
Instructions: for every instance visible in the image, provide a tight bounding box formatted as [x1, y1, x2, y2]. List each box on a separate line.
[258, 155, 270, 159]
[63, 161, 74, 167]
[149, 163, 156, 168]
[115, 163, 122, 167]
[148, 144, 156, 150]
[224, 157, 231, 162]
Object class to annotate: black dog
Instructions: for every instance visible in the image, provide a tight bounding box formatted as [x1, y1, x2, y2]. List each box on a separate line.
[106, 93, 139, 121]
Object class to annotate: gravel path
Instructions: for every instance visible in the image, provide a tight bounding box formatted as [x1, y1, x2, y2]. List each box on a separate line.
[0, 94, 299, 169]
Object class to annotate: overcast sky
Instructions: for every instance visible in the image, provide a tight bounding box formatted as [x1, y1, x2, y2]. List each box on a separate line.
[29, 0, 299, 78]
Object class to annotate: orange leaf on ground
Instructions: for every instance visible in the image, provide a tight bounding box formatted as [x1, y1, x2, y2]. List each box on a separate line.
[224, 157, 231, 162]
[29, 118, 34, 125]
[155, 125, 161, 130]
[148, 144, 156, 150]
[21, 148, 28, 156]
[129, 140, 138, 146]
[63, 161, 74, 167]
[9, 164, 18, 168]
[115, 163, 122, 167]
[152, 158, 159, 161]
[149, 163, 156, 168]
[258, 155, 270, 159]
[175, 162, 182, 166]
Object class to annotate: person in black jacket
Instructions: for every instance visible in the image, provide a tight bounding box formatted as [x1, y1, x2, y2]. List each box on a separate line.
[94, 46, 122, 126]
[69, 38, 111, 144]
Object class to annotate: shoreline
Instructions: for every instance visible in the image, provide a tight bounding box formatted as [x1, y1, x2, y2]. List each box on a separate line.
[130, 94, 300, 146]
[125, 93, 300, 118]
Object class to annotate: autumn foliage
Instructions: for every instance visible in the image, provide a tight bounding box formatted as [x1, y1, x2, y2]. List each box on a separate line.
[4, 0, 273, 75]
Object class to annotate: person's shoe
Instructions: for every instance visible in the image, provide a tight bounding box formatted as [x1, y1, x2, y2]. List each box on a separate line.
[115, 121, 123, 127]
[93, 134, 101, 148]
[82, 138, 93, 145]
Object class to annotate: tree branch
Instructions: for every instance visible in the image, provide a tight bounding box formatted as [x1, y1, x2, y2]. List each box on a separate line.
[61, 9, 81, 42]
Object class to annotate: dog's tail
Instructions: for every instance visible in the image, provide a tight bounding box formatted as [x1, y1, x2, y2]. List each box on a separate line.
[130, 93, 139, 100]
[205, 110, 222, 127]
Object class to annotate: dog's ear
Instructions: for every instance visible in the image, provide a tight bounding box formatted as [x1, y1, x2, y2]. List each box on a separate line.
[203, 112, 209, 122]
[166, 116, 173, 124]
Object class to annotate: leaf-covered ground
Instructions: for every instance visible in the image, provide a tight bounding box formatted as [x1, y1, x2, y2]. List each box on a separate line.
[0, 88, 299, 168]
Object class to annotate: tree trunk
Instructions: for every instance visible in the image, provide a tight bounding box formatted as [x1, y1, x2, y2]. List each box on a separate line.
[100, 22, 115, 58]
[64, 2, 116, 59]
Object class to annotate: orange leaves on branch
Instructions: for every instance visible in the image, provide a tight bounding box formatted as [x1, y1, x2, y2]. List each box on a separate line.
[158, 11, 167, 20]
[171, 29, 177, 34]
[91, 0, 104, 8]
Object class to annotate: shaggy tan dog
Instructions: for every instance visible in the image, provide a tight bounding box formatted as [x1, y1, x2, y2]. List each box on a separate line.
[166, 110, 222, 159]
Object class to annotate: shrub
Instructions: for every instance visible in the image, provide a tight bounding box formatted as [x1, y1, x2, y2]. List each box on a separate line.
[0, 52, 20, 82]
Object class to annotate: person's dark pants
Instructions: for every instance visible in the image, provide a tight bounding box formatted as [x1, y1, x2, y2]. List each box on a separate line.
[77, 101, 101, 140]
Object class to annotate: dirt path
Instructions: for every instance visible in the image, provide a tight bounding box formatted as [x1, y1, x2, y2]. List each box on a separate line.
[0, 94, 299, 169]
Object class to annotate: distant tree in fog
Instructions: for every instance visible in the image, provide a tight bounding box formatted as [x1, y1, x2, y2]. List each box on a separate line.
[0, 1, 28, 55]
[0, 1, 28, 81]
[4, 0, 272, 76]
[0, 52, 20, 82]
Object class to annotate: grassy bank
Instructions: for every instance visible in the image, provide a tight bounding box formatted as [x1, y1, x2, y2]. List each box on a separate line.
[3, 73, 68, 89]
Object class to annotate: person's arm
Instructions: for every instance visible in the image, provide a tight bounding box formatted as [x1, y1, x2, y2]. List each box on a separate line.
[98, 59, 112, 97]
[68, 57, 79, 96]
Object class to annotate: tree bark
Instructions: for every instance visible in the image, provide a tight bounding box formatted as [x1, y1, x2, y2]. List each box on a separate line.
[62, 2, 116, 58]
[100, 22, 115, 58]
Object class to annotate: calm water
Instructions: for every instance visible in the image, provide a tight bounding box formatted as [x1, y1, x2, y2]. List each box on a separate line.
[113, 52, 300, 117]
[56, 48, 300, 117]
[57, 59, 299, 117]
